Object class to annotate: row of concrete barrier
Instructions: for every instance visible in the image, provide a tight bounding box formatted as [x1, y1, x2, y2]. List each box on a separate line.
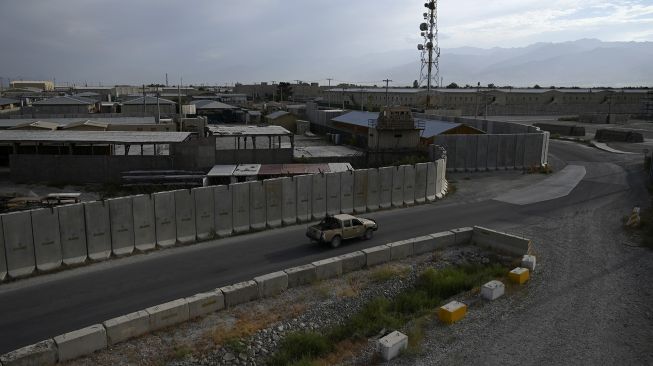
[533, 123, 586, 137]
[0, 225, 531, 365]
[0, 160, 448, 282]
[431, 133, 549, 172]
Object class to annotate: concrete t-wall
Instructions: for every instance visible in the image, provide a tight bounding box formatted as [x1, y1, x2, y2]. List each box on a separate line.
[0, 161, 448, 281]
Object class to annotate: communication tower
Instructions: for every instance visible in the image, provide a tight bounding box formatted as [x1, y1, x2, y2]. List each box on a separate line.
[418, 0, 440, 108]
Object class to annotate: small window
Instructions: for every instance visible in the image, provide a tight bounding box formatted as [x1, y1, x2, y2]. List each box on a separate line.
[343, 220, 352, 228]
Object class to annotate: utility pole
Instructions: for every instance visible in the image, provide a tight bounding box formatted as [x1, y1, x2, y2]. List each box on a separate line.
[156, 86, 161, 123]
[383, 79, 392, 107]
[327, 78, 333, 108]
[475, 82, 480, 118]
[142, 84, 146, 117]
[342, 86, 346, 110]
[166, 73, 169, 87]
[271, 81, 276, 102]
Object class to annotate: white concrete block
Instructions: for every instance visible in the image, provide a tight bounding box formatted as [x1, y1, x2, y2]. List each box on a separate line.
[363, 244, 391, 267]
[145, 298, 190, 330]
[285, 264, 317, 287]
[312, 257, 343, 280]
[389, 239, 413, 260]
[521, 255, 536, 272]
[254, 271, 288, 298]
[54, 324, 107, 362]
[0, 339, 58, 366]
[378, 330, 408, 361]
[221, 280, 259, 307]
[103, 310, 150, 345]
[451, 227, 473, 245]
[481, 280, 505, 301]
[186, 290, 225, 318]
[338, 251, 366, 273]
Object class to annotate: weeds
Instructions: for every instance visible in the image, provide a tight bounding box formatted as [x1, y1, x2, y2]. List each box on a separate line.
[526, 165, 553, 174]
[370, 264, 410, 283]
[267, 263, 508, 365]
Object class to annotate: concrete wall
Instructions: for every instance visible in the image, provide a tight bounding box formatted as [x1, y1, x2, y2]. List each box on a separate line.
[10, 155, 175, 184]
[0, 161, 448, 281]
[432, 132, 549, 172]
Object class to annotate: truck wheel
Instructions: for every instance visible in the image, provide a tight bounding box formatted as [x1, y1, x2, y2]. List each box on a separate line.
[330, 235, 342, 248]
[364, 229, 374, 240]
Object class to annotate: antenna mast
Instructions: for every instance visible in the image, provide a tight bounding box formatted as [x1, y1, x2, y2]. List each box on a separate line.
[418, 0, 440, 109]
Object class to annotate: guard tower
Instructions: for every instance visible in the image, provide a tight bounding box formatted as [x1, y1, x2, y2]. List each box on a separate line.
[367, 106, 423, 166]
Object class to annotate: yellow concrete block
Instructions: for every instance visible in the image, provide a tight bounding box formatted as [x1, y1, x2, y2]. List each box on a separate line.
[509, 267, 530, 284]
[438, 301, 467, 324]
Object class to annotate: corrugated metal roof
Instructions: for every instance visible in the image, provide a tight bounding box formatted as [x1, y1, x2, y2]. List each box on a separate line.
[0, 117, 156, 126]
[209, 125, 292, 136]
[207, 165, 238, 177]
[9, 121, 62, 130]
[33, 95, 95, 105]
[266, 111, 290, 120]
[332, 111, 379, 127]
[190, 100, 237, 110]
[0, 131, 192, 144]
[332, 111, 463, 137]
[0, 97, 19, 106]
[328, 163, 354, 173]
[417, 119, 462, 137]
[122, 96, 176, 105]
[233, 164, 261, 176]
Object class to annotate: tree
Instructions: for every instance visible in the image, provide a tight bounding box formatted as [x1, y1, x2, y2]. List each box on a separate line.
[413, 80, 419, 88]
[446, 82, 459, 89]
[488, 83, 496, 89]
[533, 84, 542, 89]
[277, 82, 293, 101]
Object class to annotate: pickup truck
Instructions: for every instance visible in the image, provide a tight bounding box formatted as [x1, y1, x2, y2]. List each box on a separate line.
[306, 214, 378, 248]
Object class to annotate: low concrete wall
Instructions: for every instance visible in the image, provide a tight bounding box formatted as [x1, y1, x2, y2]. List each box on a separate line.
[53, 324, 107, 362]
[221, 281, 259, 307]
[471, 226, 532, 256]
[145, 299, 190, 330]
[103, 311, 150, 346]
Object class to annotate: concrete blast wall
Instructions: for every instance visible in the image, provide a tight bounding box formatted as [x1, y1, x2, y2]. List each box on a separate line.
[432, 132, 548, 172]
[0, 162, 448, 281]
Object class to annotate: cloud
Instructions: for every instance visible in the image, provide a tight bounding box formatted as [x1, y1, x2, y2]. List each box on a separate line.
[0, 0, 651, 84]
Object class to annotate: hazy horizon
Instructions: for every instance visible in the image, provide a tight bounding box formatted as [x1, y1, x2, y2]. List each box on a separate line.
[1, 0, 652, 86]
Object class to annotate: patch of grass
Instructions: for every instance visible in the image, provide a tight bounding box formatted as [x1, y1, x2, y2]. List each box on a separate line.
[370, 264, 410, 283]
[211, 303, 306, 347]
[446, 182, 457, 195]
[526, 165, 553, 175]
[167, 343, 194, 360]
[224, 337, 247, 354]
[404, 316, 429, 355]
[267, 263, 508, 365]
[267, 332, 332, 366]
[558, 116, 579, 122]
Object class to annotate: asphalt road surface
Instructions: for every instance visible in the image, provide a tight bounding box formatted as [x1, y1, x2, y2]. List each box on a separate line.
[0, 139, 646, 354]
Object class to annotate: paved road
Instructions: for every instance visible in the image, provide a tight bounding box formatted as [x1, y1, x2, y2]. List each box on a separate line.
[0, 140, 643, 354]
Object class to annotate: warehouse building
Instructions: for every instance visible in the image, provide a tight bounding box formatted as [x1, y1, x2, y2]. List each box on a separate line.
[121, 96, 177, 117]
[31, 95, 97, 114]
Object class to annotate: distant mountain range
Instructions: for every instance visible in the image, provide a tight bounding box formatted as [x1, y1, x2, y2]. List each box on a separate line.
[342, 39, 653, 88]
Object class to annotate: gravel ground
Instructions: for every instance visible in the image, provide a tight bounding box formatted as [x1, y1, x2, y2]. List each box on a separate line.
[64, 246, 507, 366]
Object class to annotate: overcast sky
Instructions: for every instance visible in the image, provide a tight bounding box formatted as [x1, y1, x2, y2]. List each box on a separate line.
[1, 0, 652, 86]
